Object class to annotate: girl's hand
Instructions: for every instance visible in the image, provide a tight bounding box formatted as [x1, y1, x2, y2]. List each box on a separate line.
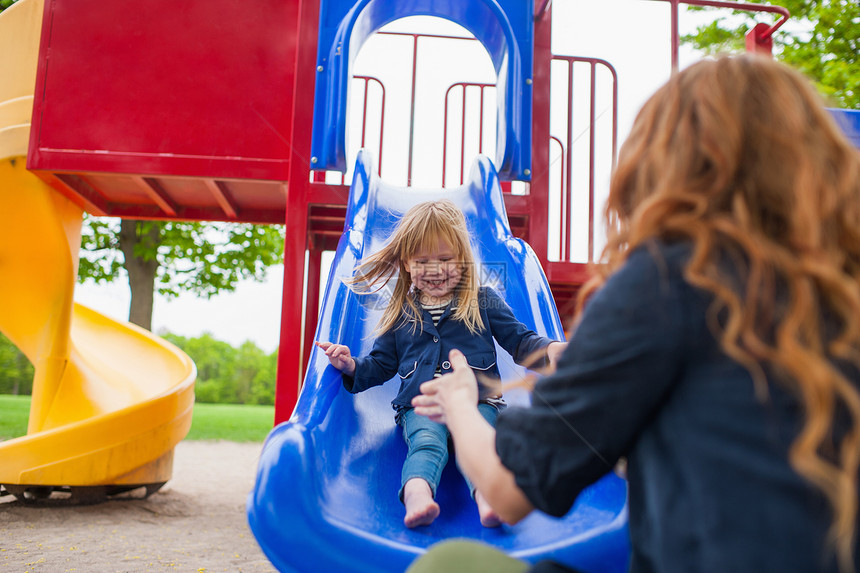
[546, 341, 568, 369]
[315, 341, 356, 376]
[412, 349, 479, 424]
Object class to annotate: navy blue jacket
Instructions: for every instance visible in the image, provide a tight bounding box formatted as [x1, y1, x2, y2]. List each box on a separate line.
[343, 286, 555, 409]
[496, 241, 858, 573]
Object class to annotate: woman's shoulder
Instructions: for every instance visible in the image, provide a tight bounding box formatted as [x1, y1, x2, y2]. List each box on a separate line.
[598, 239, 694, 302]
[624, 239, 693, 277]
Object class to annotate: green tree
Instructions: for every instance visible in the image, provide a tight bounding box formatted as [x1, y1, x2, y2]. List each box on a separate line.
[249, 349, 278, 406]
[163, 332, 235, 402]
[79, 218, 284, 330]
[1, 1, 284, 333]
[0, 333, 34, 395]
[162, 332, 276, 405]
[683, 0, 859, 108]
[233, 341, 267, 404]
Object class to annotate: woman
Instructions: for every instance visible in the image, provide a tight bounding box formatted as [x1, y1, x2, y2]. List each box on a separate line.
[411, 54, 860, 572]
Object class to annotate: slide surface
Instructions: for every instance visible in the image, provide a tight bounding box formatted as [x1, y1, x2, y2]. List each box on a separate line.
[830, 108, 860, 148]
[0, 0, 195, 497]
[247, 151, 630, 573]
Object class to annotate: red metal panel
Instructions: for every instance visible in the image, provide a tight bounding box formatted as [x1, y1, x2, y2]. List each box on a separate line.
[28, 0, 300, 182]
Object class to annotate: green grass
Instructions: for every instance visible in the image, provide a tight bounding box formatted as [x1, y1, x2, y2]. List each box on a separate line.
[0, 395, 275, 443]
[186, 402, 275, 442]
[0, 394, 30, 440]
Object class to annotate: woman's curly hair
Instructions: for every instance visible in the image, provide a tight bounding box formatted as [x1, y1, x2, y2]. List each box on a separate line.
[579, 54, 860, 570]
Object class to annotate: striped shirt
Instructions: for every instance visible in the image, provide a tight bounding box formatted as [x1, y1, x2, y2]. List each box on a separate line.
[421, 299, 450, 378]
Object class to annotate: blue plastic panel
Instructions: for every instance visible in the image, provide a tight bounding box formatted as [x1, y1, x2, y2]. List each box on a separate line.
[310, 0, 533, 181]
[247, 150, 630, 573]
[830, 108, 860, 149]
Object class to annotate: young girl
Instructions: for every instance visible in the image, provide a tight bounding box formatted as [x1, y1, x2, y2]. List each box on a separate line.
[317, 199, 566, 529]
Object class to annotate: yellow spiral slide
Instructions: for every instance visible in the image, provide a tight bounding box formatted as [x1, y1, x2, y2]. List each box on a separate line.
[0, 0, 196, 501]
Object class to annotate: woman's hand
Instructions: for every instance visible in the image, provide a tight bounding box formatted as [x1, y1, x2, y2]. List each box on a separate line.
[315, 341, 356, 376]
[414, 348, 536, 525]
[546, 341, 568, 370]
[412, 349, 478, 424]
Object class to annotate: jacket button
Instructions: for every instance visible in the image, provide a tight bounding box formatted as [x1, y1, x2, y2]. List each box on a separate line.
[442, 360, 451, 369]
[433, 337, 439, 343]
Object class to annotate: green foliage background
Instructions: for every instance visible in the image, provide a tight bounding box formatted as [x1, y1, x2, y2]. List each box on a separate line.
[0, 330, 277, 406]
[79, 218, 285, 300]
[684, 0, 859, 109]
[163, 333, 278, 405]
[0, 336, 33, 395]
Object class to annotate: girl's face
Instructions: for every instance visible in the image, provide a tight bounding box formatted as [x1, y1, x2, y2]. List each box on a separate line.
[404, 241, 463, 304]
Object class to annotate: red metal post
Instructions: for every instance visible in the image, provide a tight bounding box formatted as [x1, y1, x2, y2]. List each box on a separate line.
[564, 59, 573, 261]
[374, 77, 386, 175]
[528, 0, 552, 262]
[587, 61, 597, 262]
[360, 80, 370, 148]
[302, 248, 322, 371]
[407, 34, 419, 186]
[549, 135, 565, 259]
[745, 22, 774, 55]
[274, 0, 320, 425]
[670, 0, 680, 73]
[442, 93, 450, 187]
[460, 88, 467, 185]
[478, 88, 485, 154]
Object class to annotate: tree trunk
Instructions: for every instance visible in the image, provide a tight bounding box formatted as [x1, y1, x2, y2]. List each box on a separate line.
[119, 220, 160, 330]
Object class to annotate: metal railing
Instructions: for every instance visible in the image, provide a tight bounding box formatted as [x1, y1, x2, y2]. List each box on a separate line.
[312, 75, 385, 185]
[661, 0, 790, 70]
[313, 0, 788, 264]
[549, 55, 618, 263]
[442, 82, 495, 187]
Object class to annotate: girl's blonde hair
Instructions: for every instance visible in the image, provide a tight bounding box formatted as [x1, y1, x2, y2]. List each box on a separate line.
[348, 199, 484, 335]
[579, 55, 860, 569]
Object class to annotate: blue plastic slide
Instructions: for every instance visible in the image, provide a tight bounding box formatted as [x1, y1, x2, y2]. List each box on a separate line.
[247, 151, 630, 573]
[830, 109, 860, 148]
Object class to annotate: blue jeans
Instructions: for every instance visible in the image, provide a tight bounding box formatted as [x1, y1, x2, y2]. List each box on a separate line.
[397, 403, 500, 502]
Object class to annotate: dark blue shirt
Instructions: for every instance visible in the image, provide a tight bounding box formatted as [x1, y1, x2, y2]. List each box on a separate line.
[344, 286, 555, 409]
[496, 241, 856, 573]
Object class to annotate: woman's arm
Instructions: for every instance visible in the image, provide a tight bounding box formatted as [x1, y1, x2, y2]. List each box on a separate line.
[412, 349, 534, 524]
[546, 341, 567, 369]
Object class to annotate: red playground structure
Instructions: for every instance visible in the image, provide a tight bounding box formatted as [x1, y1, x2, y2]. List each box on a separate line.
[23, 0, 794, 426]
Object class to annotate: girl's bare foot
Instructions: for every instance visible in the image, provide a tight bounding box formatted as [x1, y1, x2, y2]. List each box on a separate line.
[403, 478, 440, 528]
[476, 491, 502, 527]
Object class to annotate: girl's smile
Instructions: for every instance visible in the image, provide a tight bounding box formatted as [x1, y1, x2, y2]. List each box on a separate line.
[405, 242, 463, 305]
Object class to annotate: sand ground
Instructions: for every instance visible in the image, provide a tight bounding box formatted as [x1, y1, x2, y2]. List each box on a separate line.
[0, 441, 278, 573]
